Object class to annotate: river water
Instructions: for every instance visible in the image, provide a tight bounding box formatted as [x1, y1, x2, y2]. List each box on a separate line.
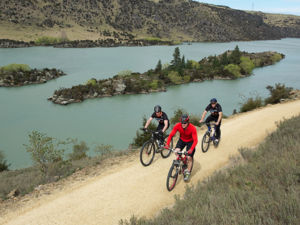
[1, 38, 300, 169]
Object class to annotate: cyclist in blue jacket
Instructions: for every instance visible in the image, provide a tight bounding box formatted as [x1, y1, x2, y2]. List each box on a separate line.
[199, 98, 223, 144]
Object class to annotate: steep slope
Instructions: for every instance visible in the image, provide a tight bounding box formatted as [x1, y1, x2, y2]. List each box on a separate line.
[0, 0, 299, 42]
[1, 99, 300, 225]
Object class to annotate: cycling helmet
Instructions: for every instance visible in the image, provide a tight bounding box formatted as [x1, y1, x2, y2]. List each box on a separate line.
[180, 114, 190, 124]
[210, 98, 217, 103]
[154, 105, 162, 113]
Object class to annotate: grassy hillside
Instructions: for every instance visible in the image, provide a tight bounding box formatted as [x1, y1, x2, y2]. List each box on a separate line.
[1, 0, 299, 42]
[121, 114, 300, 225]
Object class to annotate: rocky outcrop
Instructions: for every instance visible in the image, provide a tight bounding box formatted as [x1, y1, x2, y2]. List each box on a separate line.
[0, 39, 35, 48]
[0, 68, 65, 87]
[53, 38, 175, 48]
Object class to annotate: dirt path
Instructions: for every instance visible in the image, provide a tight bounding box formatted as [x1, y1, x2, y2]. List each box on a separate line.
[2, 100, 300, 225]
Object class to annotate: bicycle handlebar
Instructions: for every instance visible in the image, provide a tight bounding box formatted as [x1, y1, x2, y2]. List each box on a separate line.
[164, 147, 187, 156]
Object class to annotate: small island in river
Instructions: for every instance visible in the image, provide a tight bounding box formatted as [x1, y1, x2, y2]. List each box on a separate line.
[0, 64, 65, 87]
[49, 46, 284, 105]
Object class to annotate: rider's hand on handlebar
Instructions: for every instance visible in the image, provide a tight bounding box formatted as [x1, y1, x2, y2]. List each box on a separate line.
[199, 119, 204, 123]
[187, 149, 193, 155]
[142, 128, 148, 132]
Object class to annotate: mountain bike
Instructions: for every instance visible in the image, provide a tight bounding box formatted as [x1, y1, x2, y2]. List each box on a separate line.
[201, 122, 220, 153]
[139, 129, 173, 166]
[166, 148, 194, 191]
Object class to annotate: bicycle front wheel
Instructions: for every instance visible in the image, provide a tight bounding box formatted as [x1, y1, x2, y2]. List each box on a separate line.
[201, 132, 210, 153]
[140, 141, 156, 166]
[166, 163, 179, 191]
[161, 135, 173, 158]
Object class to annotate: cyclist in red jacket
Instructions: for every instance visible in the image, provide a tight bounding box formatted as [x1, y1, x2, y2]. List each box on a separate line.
[165, 114, 198, 181]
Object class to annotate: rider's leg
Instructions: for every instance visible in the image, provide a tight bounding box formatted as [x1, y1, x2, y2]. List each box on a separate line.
[205, 115, 215, 130]
[175, 139, 185, 156]
[187, 156, 193, 172]
[156, 123, 165, 145]
[215, 120, 221, 139]
[186, 142, 195, 172]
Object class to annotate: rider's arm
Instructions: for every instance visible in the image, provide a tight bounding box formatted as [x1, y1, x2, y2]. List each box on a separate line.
[166, 124, 178, 146]
[200, 110, 207, 122]
[188, 126, 198, 154]
[144, 117, 153, 129]
[162, 120, 168, 133]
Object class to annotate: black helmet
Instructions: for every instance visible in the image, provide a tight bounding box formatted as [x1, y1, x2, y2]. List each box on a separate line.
[180, 114, 190, 124]
[154, 105, 162, 113]
[210, 98, 217, 103]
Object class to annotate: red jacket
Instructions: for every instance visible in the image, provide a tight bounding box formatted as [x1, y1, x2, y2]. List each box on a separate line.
[167, 123, 198, 153]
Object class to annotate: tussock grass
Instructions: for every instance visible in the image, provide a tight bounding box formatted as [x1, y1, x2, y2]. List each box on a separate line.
[121, 114, 300, 225]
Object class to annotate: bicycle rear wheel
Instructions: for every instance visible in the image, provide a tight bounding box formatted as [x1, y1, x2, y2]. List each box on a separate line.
[166, 162, 179, 191]
[161, 135, 173, 158]
[140, 141, 155, 166]
[201, 132, 210, 153]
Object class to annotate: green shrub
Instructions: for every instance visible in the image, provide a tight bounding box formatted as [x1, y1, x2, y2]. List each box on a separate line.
[270, 53, 283, 63]
[170, 108, 187, 126]
[118, 70, 132, 77]
[68, 141, 89, 160]
[186, 60, 200, 69]
[0, 150, 10, 172]
[183, 75, 190, 83]
[24, 131, 65, 175]
[86, 78, 97, 86]
[240, 96, 263, 112]
[239, 56, 255, 74]
[224, 64, 241, 78]
[167, 71, 182, 84]
[149, 80, 159, 90]
[0, 64, 31, 72]
[35, 36, 66, 45]
[265, 83, 292, 104]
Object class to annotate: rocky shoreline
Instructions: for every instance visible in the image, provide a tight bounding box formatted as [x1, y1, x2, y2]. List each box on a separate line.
[49, 48, 285, 105]
[0, 38, 176, 48]
[0, 68, 65, 87]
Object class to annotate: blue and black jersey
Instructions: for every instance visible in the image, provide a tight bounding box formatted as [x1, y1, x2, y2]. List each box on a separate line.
[205, 103, 222, 118]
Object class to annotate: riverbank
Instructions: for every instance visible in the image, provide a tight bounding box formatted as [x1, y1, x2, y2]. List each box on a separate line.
[0, 64, 65, 87]
[1, 97, 300, 225]
[49, 48, 284, 105]
[0, 38, 178, 48]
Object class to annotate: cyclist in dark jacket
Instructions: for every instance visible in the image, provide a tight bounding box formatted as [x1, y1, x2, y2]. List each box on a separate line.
[199, 98, 223, 144]
[165, 114, 198, 181]
[144, 105, 169, 146]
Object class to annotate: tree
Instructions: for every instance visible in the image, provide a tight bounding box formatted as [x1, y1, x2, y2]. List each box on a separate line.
[171, 47, 181, 69]
[24, 131, 65, 175]
[220, 52, 229, 65]
[155, 59, 162, 72]
[229, 45, 241, 64]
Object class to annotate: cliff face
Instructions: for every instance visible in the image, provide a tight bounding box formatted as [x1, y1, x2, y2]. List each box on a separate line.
[0, 0, 299, 41]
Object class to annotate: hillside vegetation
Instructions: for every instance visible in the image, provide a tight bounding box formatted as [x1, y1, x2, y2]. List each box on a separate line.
[121, 114, 300, 225]
[0, 0, 300, 42]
